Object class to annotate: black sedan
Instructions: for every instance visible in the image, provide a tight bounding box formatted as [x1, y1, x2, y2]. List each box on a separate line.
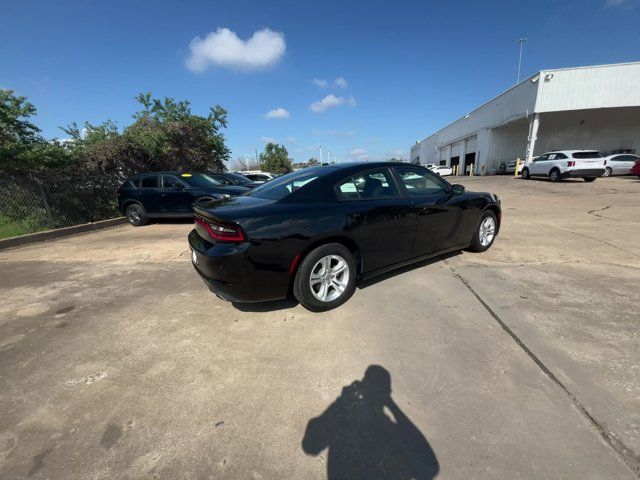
[208, 172, 262, 189]
[118, 172, 249, 226]
[188, 162, 501, 311]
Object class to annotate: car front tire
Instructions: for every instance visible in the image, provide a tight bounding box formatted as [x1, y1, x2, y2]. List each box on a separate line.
[293, 243, 356, 312]
[583, 177, 597, 182]
[469, 211, 498, 253]
[603, 167, 612, 177]
[521, 167, 531, 180]
[549, 169, 561, 182]
[125, 203, 149, 226]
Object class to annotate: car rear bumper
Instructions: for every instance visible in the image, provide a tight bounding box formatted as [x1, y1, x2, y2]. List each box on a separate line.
[188, 229, 291, 303]
[562, 168, 605, 178]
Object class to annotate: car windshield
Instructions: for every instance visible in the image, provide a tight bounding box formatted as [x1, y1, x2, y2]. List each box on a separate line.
[180, 173, 223, 187]
[226, 173, 252, 184]
[247, 168, 326, 200]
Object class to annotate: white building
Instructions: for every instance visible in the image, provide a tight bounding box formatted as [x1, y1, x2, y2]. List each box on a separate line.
[410, 62, 640, 175]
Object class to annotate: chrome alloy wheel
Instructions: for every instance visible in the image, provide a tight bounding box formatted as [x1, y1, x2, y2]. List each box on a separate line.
[309, 255, 350, 303]
[128, 207, 141, 223]
[479, 216, 496, 247]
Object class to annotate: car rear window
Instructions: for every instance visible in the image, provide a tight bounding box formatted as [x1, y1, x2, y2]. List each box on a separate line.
[248, 169, 325, 200]
[572, 152, 602, 159]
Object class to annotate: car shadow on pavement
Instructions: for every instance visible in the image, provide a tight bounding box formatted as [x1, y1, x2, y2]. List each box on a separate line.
[232, 297, 300, 312]
[357, 251, 462, 290]
[302, 365, 439, 480]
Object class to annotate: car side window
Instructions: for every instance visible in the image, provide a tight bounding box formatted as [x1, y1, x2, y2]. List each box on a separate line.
[555, 153, 567, 159]
[140, 175, 159, 188]
[537, 154, 549, 162]
[162, 175, 185, 188]
[336, 169, 398, 200]
[212, 174, 231, 185]
[395, 167, 448, 197]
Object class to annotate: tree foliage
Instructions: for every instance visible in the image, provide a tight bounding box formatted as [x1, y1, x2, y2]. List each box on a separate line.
[0, 89, 231, 176]
[259, 143, 293, 174]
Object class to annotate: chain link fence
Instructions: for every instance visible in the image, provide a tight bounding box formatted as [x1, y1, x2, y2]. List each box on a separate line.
[0, 173, 122, 239]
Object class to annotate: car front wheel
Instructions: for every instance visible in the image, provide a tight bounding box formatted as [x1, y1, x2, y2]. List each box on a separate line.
[583, 177, 597, 182]
[469, 211, 497, 253]
[603, 167, 612, 177]
[293, 243, 356, 312]
[125, 203, 149, 226]
[521, 167, 531, 180]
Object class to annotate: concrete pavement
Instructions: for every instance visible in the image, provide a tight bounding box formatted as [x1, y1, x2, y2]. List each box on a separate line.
[0, 175, 638, 479]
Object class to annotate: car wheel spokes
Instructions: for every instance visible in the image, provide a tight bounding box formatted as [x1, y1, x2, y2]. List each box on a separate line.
[309, 254, 350, 302]
[479, 217, 495, 247]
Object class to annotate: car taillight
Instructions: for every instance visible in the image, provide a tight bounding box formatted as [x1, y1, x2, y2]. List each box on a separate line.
[567, 161, 575, 167]
[195, 216, 245, 242]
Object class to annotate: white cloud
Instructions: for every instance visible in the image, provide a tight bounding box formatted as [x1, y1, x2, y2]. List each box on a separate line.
[286, 136, 296, 143]
[264, 107, 290, 119]
[186, 27, 286, 72]
[310, 94, 357, 113]
[312, 76, 349, 89]
[261, 136, 277, 143]
[334, 76, 348, 89]
[349, 148, 369, 161]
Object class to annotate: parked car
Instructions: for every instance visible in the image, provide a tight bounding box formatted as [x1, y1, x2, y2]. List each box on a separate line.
[603, 154, 640, 177]
[428, 165, 453, 176]
[236, 171, 277, 184]
[208, 172, 261, 189]
[521, 150, 605, 182]
[630, 158, 640, 177]
[189, 162, 501, 311]
[118, 172, 250, 226]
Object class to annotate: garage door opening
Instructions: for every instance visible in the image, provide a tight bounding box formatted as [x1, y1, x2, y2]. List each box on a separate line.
[450, 156, 460, 169]
[465, 152, 476, 175]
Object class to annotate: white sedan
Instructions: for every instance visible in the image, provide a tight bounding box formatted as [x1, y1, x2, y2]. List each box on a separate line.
[427, 165, 453, 176]
[603, 154, 640, 177]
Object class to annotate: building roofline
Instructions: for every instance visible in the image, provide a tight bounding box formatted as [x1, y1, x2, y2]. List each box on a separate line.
[413, 61, 640, 148]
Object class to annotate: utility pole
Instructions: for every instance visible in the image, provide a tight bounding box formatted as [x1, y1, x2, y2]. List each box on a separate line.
[516, 37, 527, 83]
[319, 145, 323, 164]
[327, 149, 331, 164]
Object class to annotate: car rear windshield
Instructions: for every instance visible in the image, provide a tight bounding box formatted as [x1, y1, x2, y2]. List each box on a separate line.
[247, 168, 325, 200]
[572, 152, 602, 159]
[180, 173, 223, 187]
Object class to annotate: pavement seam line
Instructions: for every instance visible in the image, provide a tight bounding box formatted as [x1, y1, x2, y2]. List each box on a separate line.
[446, 260, 640, 478]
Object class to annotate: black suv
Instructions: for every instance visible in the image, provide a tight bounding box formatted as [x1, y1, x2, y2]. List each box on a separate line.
[117, 172, 249, 226]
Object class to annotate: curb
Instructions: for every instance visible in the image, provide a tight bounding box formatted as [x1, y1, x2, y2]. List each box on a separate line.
[0, 217, 128, 251]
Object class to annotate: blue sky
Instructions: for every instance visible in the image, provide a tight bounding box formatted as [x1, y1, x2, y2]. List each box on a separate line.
[1, 0, 639, 165]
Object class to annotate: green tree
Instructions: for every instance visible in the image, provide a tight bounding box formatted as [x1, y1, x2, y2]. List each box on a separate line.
[259, 143, 293, 174]
[0, 89, 71, 172]
[307, 157, 320, 166]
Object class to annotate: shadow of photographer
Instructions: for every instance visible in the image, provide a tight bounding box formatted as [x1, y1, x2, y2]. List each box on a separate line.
[302, 365, 439, 479]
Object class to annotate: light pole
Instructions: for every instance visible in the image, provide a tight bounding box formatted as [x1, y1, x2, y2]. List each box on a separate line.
[516, 37, 527, 83]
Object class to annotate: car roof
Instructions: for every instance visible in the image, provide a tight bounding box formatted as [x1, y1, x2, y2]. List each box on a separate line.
[545, 150, 600, 154]
[130, 171, 204, 178]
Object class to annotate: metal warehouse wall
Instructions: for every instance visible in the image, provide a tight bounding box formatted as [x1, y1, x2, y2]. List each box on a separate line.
[414, 76, 538, 166]
[536, 63, 640, 113]
[486, 118, 529, 171]
[535, 107, 640, 155]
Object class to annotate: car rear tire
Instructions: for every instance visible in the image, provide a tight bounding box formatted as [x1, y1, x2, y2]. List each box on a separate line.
[603, 167, 612, 177]
[125, 203, 149, 226]
[293, 243, 356, 312]
[469, 211, 497, 253]
[521, 167, 531, 180]
[549, 169, 561, 182]
[583, 177, 597, 182]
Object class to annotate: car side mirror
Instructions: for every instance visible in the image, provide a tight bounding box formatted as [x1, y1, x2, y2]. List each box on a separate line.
[451, 184, 465, 195]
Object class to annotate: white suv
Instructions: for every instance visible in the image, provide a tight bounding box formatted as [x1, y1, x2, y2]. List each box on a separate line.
[521, 150, 605, 182]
